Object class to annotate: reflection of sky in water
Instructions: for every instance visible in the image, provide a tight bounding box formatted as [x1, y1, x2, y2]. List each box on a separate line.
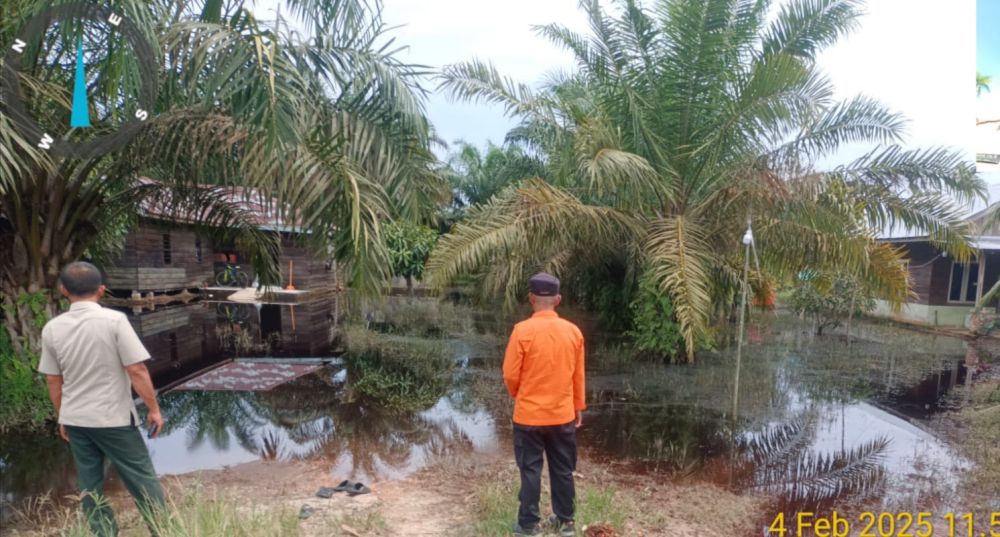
[146, 422, 260, 475]
[3, 315, 987, 515]
[809, 402, 970, 506]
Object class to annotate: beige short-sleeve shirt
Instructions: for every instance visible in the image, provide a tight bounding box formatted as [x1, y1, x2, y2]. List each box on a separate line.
[38, 301, 151, 427]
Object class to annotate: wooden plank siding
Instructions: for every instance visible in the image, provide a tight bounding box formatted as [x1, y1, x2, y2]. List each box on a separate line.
[104, 221, 215, 291]
[899, 242, 943, 305]
[277, 236, 336, 290]
[105, 268, 188, 291]
[897, 241, 1000, 307]
[104, 221, 339, 293]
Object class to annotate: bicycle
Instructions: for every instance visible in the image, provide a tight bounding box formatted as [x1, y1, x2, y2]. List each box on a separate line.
[215, 262, 250, 288]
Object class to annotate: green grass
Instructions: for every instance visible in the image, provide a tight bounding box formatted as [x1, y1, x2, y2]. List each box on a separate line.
[9, 488, 300, 536]
[149, 487, 299, 536]
[468, 478, 629, 536]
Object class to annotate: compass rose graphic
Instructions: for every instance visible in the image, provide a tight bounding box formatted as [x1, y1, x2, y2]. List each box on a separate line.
[2, 2, 159, 159]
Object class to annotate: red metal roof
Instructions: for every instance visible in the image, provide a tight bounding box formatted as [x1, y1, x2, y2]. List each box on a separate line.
[173, 361, 323, 391]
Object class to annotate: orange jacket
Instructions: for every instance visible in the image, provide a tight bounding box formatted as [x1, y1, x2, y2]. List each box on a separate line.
[503, 310, 586, 426]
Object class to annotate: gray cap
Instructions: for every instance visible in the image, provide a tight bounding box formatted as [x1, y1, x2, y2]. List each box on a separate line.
[528, 272, 560, 296]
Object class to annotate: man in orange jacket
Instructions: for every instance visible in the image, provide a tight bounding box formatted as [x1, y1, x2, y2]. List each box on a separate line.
[503, 273, 585, 537]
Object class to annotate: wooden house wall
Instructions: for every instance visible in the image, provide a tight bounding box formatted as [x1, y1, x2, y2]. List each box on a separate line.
[898, 242, 1000, 306]
[900, 242, 944, 305]
[277, 236, 336, 290]
[107, 222, 340, 293]
[105, 221, 215, 291]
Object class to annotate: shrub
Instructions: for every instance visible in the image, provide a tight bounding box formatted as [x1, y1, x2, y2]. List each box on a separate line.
[0, 308, 52, 431]
[790, 273, 875, 335]
[626, 276, 684, 360]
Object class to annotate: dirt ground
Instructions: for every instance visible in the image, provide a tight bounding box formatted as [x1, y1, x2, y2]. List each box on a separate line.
[176, 451, 761, 536]
[3, 449, 765, 537]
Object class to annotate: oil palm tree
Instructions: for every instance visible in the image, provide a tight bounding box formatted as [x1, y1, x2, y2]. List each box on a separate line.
[429, 0, 981, 360]
[1, 0, 444, 357]
[977, 72, 992, 96]
[443, 140, 547, 216]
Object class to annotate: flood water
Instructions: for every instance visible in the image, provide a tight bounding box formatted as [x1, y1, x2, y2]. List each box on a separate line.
[1, 300, 994, 529]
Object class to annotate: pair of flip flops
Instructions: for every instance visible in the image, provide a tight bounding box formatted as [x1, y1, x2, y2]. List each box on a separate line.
[315, 480, 371, 498]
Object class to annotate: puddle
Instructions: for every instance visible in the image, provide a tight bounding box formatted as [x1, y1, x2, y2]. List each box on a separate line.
[0, 306, 991, 527]
[580, 316, 984, 519]
[145, 370, 499, 483]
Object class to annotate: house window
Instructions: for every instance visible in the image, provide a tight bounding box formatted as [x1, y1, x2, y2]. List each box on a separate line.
[195, 237, 203, 263]
[948, 261, 980, 303]
[162, 234, 172, 265]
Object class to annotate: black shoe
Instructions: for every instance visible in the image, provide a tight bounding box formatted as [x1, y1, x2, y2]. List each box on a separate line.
[548, 515, 576, 536]
[512, 522, 540, 535]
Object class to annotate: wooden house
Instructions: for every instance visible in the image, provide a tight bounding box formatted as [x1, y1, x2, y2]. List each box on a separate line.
[104, 220, 216, 292]
[874, 142, 1000, 327]
[101, 179, 339, 296]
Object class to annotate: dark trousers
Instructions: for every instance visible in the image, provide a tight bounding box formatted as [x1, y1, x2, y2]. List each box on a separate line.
[65, 425, 166, 537]
[513, 421, 577, 528]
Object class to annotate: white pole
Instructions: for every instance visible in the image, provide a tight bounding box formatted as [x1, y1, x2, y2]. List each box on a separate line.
[733, 221, 753, 420]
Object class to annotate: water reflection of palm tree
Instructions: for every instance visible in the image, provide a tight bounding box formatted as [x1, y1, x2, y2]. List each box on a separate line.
[735, 420, 889, 513]
[158, 391, 268, 453]
[159, 370, 478, 479]
[258, 383, 466, 479]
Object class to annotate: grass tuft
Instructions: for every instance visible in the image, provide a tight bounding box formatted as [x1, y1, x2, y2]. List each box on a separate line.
[467, 477, 629, 536]
[6, 487, 300, 536]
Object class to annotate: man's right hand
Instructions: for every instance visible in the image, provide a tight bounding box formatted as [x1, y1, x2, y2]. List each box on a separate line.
[575, 411, 583, 429]
[147, 410, 165, 438]
[58, 424, 68, 442]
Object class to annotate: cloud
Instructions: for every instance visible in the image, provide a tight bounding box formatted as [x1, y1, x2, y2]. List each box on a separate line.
[817, 0, 976, 164]
[253, 0, 978, 165]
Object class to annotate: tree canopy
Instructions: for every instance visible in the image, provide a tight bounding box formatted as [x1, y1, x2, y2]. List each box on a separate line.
[430, 0, 980, 360]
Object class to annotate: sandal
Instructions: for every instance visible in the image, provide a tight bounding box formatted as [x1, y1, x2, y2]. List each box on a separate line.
[332, 480, 355, 493]
[346, 482, 371, 496]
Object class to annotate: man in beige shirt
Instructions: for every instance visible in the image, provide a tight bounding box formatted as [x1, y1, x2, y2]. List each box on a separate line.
[38, 262, 166, 536]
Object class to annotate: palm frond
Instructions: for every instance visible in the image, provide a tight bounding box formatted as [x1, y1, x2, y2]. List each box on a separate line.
[760, 0, 863, 61]
[644, 214, 714, 363]
[438, 59, 546, 119]
[427, 180, 638, 304]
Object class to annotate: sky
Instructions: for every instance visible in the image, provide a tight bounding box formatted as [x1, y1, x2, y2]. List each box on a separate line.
[381, 0, 977, 165]
[978, 0, 1000, 79]
[978, 0, 1000, 119]
[254, 0, 978, 165]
